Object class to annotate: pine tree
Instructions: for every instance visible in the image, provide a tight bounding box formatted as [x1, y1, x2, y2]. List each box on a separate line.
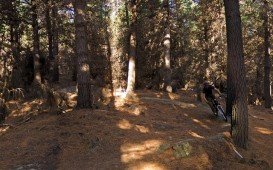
[224, 0, 249, 148]
[73, 0, 92, 108]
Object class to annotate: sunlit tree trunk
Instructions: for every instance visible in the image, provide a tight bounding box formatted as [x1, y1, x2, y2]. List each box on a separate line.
[262, 0, 272, 109]
[73, 0, 92, 108]
[224, 0, 248, 148]
[108, 0, 125, 92]
[163, 0, 172, 91]
[31, 0, 42, 85]
[126, 0, 137, 94]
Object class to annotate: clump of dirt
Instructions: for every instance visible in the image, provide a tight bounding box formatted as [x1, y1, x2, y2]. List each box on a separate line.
[0, 90, 272, 169]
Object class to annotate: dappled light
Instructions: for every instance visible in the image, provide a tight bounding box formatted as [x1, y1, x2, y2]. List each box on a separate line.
[0, 126, 10, 134]
[255, 127, 273, 135]
[127, 161, 166, 170]
[192, 118, 210, 130]
[0, 0, 273, 169]
[118, 119, 132, 130]
[120, 140, 163, 163]
[117, 119, 150, 133]
[167, 93, 181, 100]
[8, 99, 46, 118]
[188, 130, 205, 139]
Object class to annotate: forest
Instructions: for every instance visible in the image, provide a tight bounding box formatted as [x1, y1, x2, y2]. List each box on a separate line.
[0, 0, 273, 169]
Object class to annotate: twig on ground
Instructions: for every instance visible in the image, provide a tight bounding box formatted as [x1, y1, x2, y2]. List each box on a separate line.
[0, 123, 14, 128]
[231, 145, 244, 159]
[249, 114, 264, 120]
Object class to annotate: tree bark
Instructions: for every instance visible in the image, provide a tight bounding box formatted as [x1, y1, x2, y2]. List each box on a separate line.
[73, 0, 92, 108]
[44, 0, 53, 82]
[163, 0, 172, 92]
[108, 0, 125, 92]
[9, 0, 23, 88]
[224, 0, 248, 148]
[263, 0, 272, 109]
[126, 0, 137, 93]
[45, 0, 53, 60]
[31, 0, 42, 85]
[52, 1, 59, 82]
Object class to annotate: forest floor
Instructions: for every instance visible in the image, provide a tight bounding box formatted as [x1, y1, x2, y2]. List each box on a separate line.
[0, 89, 273, 170]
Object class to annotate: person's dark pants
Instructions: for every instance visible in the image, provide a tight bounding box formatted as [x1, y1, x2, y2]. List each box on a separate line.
[205, 96, 217, 113]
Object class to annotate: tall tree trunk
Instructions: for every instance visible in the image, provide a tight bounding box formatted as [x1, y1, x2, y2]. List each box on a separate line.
[254, 67, 263, 103]
[163, 0, 172, 92]
[52, 2, 59, 82]
[45, 0, 53, 60]
[109, 0, 125, 92]
[224, 0, 248, 148]
[263, 0, 272, 109]
[31, 0, 42, 85]
[45, 0, 53, 82]
[10, 0, 23, 88]
[126, 0, 137, 94]
[197, 14, 210, 102]
[73, 0, 92, 108]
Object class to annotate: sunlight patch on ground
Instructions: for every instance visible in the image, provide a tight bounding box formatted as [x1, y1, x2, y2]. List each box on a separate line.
[128, 161, 166, 170]
[135, 125, 149, 133]
[141, 97, 196, 109]
[8, 99, 44, 117]
[255, 127, 273, 135]
[0, 126, 10, 134]
[114, 97, 126, 108]
[121, 140, 163, 163]
[117, 119, 150, 133]
[124, 105, 146, 116]
[118, 119, 133, 130]
[188, 130, 205, 139]
[167, 93, 181, 100]
[192, 118, 210, 130]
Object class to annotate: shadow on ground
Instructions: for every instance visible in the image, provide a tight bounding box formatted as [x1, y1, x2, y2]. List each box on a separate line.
[0, 90, 271, 169]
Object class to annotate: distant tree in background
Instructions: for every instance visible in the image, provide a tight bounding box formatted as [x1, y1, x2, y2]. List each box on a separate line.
[262, 0, 272, 109]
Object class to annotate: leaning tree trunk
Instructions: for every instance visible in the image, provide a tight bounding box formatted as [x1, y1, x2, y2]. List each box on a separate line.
[126, 0, 137, 94]
[73, 0, 92, 108]
[263, 0, 272, 109]
[31, 0, 42, 86]
[224, 0, 248, 148]
[163, 0, 172, 92]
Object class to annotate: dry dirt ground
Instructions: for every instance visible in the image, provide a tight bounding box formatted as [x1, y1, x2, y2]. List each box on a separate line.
[0, 89, 272, 170]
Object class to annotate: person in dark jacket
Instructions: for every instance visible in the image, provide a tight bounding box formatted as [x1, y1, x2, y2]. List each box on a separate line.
[203, 81, 222, 115]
